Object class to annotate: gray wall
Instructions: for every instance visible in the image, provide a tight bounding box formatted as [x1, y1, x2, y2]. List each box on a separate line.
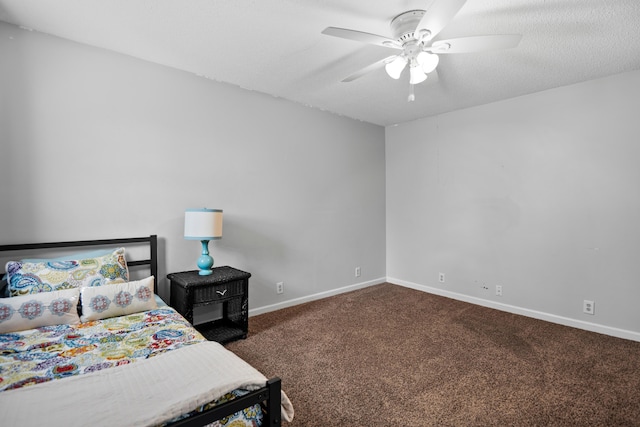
[386, 70, 640, 340]
[0, 22, 387, 311]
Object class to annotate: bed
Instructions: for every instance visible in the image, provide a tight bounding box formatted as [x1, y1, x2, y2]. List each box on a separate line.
[0, 235, 293, 427]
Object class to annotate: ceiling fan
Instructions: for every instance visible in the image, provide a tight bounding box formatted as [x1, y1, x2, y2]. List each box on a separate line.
[321, 0, 522, 101]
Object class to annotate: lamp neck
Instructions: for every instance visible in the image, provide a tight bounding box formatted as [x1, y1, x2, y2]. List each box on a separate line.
[200, 240, 210, 255]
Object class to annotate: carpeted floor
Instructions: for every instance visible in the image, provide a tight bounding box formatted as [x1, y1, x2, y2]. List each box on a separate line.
[226, 283, 640, 426]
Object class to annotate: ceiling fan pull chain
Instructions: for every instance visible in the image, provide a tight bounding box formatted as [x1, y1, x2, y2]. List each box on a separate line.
[408, 84, 416, 102]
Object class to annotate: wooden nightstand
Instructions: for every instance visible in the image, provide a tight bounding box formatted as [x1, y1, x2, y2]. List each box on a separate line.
[167, 267, 251, 344]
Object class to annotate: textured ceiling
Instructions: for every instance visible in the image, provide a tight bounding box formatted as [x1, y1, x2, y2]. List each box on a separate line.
[1, 0, 639, 126]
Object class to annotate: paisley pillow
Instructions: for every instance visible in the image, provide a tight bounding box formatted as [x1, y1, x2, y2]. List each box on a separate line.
[5, 248, 129, 297]
[80, 276, 157, 322]
[0, 287, 80, 333]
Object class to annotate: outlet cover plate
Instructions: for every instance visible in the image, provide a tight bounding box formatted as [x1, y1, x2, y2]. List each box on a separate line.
[583, 300, 595, 315]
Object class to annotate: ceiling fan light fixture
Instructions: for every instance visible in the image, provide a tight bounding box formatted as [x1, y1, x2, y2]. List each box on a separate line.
[417, 51, 440, 73]
[321, 0, 523, 94]
[385, 56, 408, 79]
[409, 64, 427, 84]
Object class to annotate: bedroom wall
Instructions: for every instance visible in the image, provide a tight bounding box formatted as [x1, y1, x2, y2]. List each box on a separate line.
[0, 21, 387, 311]
[386, 69, 640, 340]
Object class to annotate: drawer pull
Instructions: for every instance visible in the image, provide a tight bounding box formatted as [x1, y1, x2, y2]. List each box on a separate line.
[216, 289, 228, 296]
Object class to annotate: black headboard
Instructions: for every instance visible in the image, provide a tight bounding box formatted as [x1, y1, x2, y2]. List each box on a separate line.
[0, 235, 158, 294]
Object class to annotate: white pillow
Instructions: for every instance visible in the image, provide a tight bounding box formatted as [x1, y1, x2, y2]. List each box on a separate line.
[80, 276, 157, 322]
[0, 288, 80, 333]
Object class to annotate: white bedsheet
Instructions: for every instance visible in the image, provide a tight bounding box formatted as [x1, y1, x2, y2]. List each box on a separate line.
[0, 341, 294, 426]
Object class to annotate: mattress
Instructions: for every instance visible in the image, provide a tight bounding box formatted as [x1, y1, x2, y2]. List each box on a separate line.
[0, 306, 281, 426]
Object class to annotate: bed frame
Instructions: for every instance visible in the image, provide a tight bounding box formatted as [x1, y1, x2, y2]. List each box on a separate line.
[0, 234, 282, 427]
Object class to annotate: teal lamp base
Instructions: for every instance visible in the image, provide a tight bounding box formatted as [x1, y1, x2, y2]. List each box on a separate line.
[197, 240, 214, 275]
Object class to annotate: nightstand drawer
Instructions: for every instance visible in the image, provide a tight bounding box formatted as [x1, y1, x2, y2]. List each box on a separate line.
[193, 280, 244, 304]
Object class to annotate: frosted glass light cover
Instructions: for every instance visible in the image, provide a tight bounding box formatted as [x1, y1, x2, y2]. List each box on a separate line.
[417, 52, 440, 73]
[409, 65, 427, 84]
[385, 56, 408, 79]
[184, 208, 223, 240]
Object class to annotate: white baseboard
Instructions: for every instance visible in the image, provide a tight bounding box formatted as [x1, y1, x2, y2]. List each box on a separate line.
[388, 277, 640, 343]
[249, 277, 386, 317]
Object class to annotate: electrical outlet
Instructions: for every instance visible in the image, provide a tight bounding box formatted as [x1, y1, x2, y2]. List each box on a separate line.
[276, 282, 284, 294]
[583, 300, 595, 315]
[439, 273, 445, 283]
[355, 267, 361, 277]
[496, 285, 502, 296]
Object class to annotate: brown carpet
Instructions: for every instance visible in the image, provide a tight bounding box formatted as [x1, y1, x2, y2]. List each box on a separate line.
[226, 283, 640, 426]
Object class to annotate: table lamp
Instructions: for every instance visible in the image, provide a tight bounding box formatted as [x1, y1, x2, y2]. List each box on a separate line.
[184, 208, 223, 275]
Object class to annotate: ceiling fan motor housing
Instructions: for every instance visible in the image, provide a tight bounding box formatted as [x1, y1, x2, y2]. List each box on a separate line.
[390, 10, 426, 43]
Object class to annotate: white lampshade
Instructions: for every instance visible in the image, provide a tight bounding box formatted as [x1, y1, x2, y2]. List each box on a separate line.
[184, 208, 223, 240]
[409, 65, 427, 84]
[417, 51, 440, 73]
[385, 56, 408, 80]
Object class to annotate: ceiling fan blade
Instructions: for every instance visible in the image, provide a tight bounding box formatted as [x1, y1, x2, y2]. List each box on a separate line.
[431, 34, 522, 53]
[322, 27, 402, 49]
[416, 0, 467, 41]
[342, 55, 398, 82]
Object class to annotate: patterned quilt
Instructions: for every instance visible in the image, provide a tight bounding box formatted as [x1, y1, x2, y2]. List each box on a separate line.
[0, 306, 263, 426]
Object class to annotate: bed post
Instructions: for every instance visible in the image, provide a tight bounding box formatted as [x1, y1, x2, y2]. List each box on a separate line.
[149, 234, 158, 292]
[266, 377, 282, 426]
